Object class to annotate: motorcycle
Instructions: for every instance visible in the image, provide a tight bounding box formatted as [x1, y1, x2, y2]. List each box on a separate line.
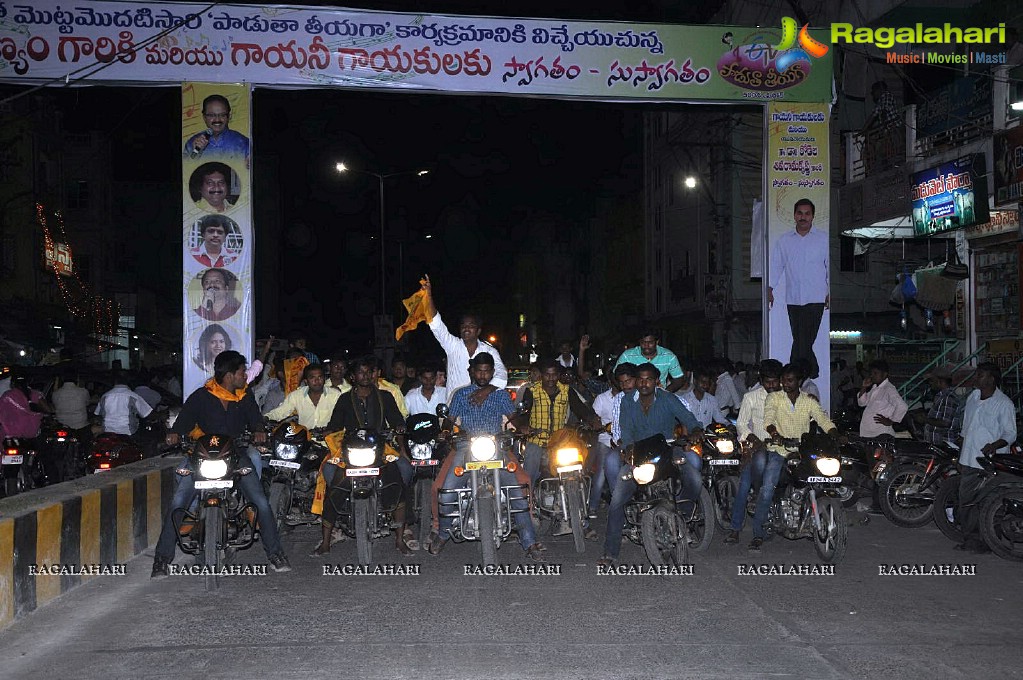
[171, 433, 259, 591]
[264, 421, 329, 532]
[695, 422, 741, 532]
[750, 434, 849, 563]
[406, 408, 450, 548]
[620, 434, 698, 566]
[326, 429, 404, 565]
[873, 438, 959, 528]
[977, 454, 1023, 561]
[437, 430, 531, 566]
[37, 418, 87, 483]
[87, 432, 146, 473]
[1, 437, 37, 498]
[534, 425, 593, 553]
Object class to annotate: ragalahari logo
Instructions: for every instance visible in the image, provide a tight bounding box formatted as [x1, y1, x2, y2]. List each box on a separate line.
[774, 17, 830, 60]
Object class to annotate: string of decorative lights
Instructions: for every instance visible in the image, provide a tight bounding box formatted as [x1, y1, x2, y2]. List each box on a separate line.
[37, 203, 120, 350]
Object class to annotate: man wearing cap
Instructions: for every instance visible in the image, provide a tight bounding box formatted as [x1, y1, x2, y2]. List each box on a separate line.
[913, 365, 960, 446]
[427, 352, 545, 562]
[857, 359, 908, 438]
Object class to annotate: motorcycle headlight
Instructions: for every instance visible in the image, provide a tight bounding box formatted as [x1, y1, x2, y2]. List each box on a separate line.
[347, 447, 377, 467]
[411, 442, 433, 460]
[470, 436, 497, 462]
[815, 457, 841, 477]
[275, 443, 300, 461]
[633, 463, 656, 485]
[555, 447, 582, 467]
[715, 439, 734, 454]
[198, 459, 228, 480]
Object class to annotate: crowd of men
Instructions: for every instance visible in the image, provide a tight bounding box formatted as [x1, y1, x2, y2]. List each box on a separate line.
[138, 277, 1017, 575]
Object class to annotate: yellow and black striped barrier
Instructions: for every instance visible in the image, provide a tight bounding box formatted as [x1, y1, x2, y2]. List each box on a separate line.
[0, 456, 179, 630]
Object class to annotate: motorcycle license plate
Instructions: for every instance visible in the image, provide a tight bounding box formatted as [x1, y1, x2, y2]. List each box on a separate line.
[2, 455, 23, 465]
[194, 480, 234, 489]
[93, 469, 108, 474]
[269, 459, 301, 469]
[709, 459, 739, 466]
[346, 467, 379, 477]
[411, 459, 439, 467]
[557, 464, 583, 473]
[466, 460, 503, 471]
[807, 476, 842, 483]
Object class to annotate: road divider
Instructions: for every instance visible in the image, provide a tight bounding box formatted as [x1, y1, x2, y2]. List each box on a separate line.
[0, 456, 178, 630]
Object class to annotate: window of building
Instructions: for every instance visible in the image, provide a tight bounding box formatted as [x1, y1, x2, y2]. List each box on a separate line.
[839, 236, 868, 272]
[68, 180, 90, 209]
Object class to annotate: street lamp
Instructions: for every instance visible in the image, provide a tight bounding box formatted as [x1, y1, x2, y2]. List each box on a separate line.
[335, 161, 430, 314]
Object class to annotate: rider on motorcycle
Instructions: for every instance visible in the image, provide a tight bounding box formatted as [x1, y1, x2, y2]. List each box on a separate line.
[152, 351, 291, 577]
[518, 358, 600, 487]
[426, 352, 546, 561]
[598, 363, 703, 567]
[313, 355, 413, 556]
[752, 362, 840, 553]
[724, 359, 783, 550]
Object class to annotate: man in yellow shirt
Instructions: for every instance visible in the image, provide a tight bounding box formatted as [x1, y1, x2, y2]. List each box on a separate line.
[264, 364, 340, 429]
[743, 363, 839, 553]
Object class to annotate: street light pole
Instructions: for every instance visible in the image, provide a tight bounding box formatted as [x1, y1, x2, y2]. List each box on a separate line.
[335, 162, 429, 316]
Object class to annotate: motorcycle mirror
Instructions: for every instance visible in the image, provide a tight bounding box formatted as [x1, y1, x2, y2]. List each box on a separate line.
[436, 403, 449, 418]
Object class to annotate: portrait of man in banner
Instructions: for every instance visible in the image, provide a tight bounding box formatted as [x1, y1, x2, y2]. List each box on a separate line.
[190, 214, 243, 268]
[768, 198, 829, 380]
[188, 162, 240, 214]
[190, 268, 242, 322]
[183, 93, 250, 162]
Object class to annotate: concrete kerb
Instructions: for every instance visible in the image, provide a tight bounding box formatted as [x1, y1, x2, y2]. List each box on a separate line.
[0, 455, 180, 630]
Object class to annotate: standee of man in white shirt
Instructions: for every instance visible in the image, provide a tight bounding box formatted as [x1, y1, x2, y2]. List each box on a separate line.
[419, 276, 507, 402]
[857, 359, 908, 438]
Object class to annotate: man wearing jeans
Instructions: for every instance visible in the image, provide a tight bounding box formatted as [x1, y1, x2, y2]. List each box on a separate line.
[768, 198, 829, 380]
[152, 351, 291, 577]
[426, 353, 545, 562]
[725, 360, 782, 549]
[591, 363, 638, 515]
[752, 363, 840, 553]
[599, 363, 702, 567]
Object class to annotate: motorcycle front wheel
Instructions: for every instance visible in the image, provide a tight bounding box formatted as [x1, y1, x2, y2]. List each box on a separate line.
[679, 486, 715, 552]
[477, 492, 498, 567]
[202, 505, 223, 591]
[811, 497, 848, 564]
[641, 505, 689, 567]
[978, 485, 1023, 561]
[268, 481, 292, 532]
[933, 475, 963, 544]
[353, 497, 373, 565]
[563, 478, 586, 554]
[415, 477, 433, 549]
[878, 463, 934, 528]
[712, 475, 739, 531]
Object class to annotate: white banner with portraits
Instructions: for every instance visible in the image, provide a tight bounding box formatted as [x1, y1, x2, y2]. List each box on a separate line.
[182, 82, 253, 394]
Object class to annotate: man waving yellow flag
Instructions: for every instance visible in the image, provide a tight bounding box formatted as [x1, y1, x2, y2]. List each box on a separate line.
[395, 276, 434, 340]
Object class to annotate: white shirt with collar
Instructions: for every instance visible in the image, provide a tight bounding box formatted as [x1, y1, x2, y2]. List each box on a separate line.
[264, 386, 341, 430]
[678, 389, 729, 428]
[736, 385, 770, 442]
[428, 312, 507, 393]
[592, 388, 617, 447]
[801, 378, 821, 401]
[857, 378, 908, 438]
[769, 226, 829, 305]
[960, 388, 1017, 468]
[405, 385, 449, 417]
[715, 372, 742, 413]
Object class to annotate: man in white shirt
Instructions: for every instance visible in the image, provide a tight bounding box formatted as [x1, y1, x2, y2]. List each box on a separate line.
[265, 364, 341, 430]
[556, 341, 577, 369]
[601, 362, 639, 507]
[955, 362, 1017, 554]
[768, 198, 829, 380]
[857, 359, 908, 438]
[52, 375, 91, 431]
[726, 359, 783, 546]
[420, 276, 507, 399]
[679, 370, 730, 428]
[95, 374, 153, 436]
[733, 361, 748, 397]
[715, 360, 742, 416]
[405, 365, 448, 417]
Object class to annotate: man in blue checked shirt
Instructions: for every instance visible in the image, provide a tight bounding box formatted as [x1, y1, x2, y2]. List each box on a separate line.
[426, 353, 545, 562]
[599, 363, 703, 567]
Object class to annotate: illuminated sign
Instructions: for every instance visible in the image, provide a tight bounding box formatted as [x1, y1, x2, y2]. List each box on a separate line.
[44, 241, 74, 276]
[911, 154, 990, 237]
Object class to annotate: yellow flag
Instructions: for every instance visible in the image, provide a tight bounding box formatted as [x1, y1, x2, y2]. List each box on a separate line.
[395, 279, 434, 340]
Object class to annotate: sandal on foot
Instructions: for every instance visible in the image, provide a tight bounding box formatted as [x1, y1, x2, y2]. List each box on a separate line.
[402, 527, 420, 552]
[427, 531, 446, 556]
